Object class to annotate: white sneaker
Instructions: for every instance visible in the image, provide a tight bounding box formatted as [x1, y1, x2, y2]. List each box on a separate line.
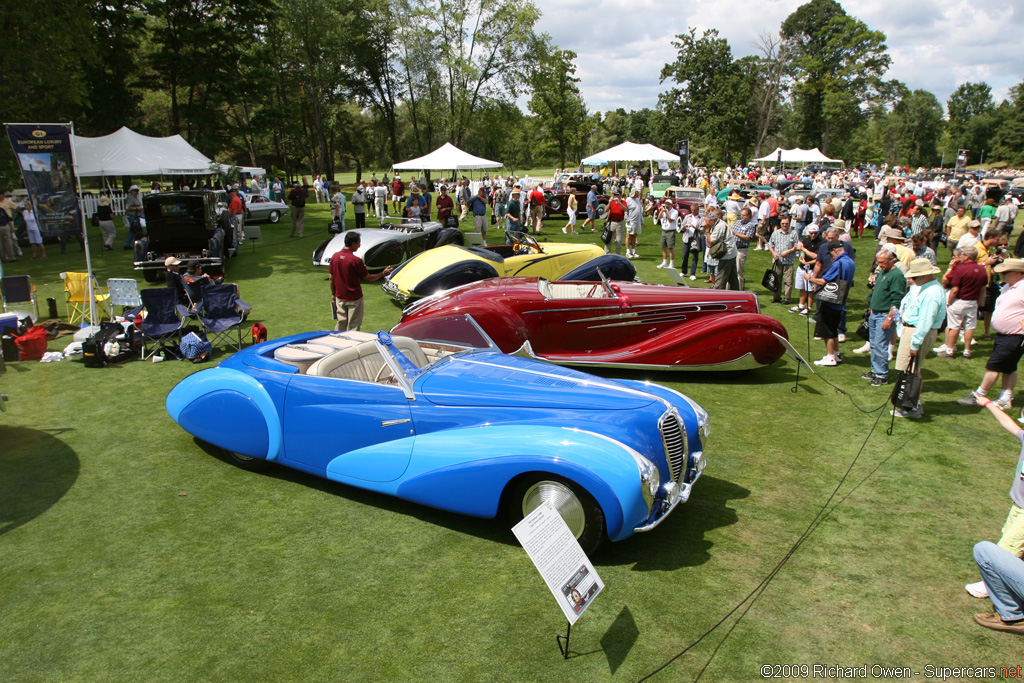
[667, 262, 674, 270]
[932, 344, 948, 355]
[789, 305, 802, 313]
[562, 227, 568, 234]
[888, 350, 894, 362]
[965, 580, 989, 598]
[656, 261, 667, 268]
[838, 334, 847, 343]
[689, 275, 697, 281]
[852, 342, 871, 354]
[813, 354, 838, 367]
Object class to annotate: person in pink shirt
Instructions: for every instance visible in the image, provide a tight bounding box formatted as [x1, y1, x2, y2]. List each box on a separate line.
[958, 259, 1024, 410]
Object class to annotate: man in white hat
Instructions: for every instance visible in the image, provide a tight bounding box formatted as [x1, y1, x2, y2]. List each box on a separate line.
[123, 184, 144, 249]
[163, 256, 189, 306]
[890, 257, 947, 418]
[957, 258, 1024, 411]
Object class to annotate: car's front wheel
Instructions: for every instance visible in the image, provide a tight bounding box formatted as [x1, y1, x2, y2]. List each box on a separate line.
[226, 450, 272, 472]
[547, 197, 563, 212]
[268, 210, 280, 223]
[510, 474, 606, 554]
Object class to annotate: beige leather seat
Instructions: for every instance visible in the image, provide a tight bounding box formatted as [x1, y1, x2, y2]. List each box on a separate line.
[273, 342, 335, 374]
[307, 331, 377, 349]
[307, 336, 428, 382]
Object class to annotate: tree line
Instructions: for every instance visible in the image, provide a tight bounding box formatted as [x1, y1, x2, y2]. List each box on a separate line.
[1, 0, 1020, 189]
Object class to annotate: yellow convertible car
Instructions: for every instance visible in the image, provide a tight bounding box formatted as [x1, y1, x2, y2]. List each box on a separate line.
[382, 231, 635, 305]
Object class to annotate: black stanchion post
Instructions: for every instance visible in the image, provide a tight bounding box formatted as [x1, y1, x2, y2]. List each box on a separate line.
[556, 620, 571, 659]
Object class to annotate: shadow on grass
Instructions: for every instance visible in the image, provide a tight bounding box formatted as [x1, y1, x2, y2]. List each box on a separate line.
[601, 605, 639, 672]
[599, 475, 750, 571]
[193, 441, 749, 562]
[0, 426, 80, 536]
[195, 438, 512, 546]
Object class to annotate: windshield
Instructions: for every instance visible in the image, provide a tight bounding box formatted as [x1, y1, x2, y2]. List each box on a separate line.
[389, 313, 499, 352]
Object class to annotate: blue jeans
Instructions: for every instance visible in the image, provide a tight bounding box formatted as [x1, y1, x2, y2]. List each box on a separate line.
[974, 541, 1024, 621]
[868, 311, 890, 376]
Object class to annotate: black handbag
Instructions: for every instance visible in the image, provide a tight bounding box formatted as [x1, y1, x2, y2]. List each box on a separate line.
[600, 222, 613, 245]
[761, 264, 779, 292]
[813, 279, 850, 306]
[890, 356, 923, 410]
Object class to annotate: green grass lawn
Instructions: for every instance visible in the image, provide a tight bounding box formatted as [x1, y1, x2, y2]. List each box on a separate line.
[2, 201, 1022, 682]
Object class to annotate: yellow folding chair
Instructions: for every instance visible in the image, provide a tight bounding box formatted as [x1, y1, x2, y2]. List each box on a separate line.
[61, 271, 112, 326]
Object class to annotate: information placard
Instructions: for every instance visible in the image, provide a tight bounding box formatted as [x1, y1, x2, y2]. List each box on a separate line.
[512, 502, 604, 625]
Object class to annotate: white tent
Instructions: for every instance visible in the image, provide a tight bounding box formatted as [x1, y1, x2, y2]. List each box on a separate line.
[582, 141, 680, 165]
[752, 147, 843, 165]
[73, 126, 218, 176]
[393, 142, 502, 171]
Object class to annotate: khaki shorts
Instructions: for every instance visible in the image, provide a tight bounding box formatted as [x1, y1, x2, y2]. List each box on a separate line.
[946, 298, 979, 330]
[531, 205, 544, 221]
[894, 325, 938, 372]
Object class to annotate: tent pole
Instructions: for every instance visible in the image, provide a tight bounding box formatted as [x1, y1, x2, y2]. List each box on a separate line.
[69, 121, 99, 330]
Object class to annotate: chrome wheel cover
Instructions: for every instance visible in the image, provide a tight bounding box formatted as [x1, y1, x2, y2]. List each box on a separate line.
[521, 480, 586, 538]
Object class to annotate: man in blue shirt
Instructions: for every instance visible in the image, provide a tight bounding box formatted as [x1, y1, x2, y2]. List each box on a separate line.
[582, 185, 599, 232]
[808, 241, 856, 367]
[468, 187, 490, 246]
[891, 258, 947, 418]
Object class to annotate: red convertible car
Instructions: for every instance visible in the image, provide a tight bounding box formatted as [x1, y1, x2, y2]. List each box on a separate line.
[392, 274, 789, 371]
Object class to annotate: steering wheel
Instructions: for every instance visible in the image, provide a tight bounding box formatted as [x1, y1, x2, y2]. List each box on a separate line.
[374, 362, 398, 385]
[519, 234, 541, 254]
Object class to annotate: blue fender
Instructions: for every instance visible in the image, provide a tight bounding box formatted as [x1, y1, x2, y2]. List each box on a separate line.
[166, 367, 283, 461]
[393, 425, 651, 541]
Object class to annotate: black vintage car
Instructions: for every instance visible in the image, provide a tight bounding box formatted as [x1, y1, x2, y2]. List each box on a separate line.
[135, 191, 231, 283]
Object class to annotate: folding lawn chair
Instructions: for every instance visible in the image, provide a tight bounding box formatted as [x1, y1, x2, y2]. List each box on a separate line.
[139, 287, 190, 360]
[196, 284, 252, 352]
[462, 231, 485, 247]
[1, 274, 40, 319]
[106, 278, 143, 314]
[62, 271, 112, 326]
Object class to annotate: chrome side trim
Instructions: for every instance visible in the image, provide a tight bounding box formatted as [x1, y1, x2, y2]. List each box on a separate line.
[381, 418, 411, 427]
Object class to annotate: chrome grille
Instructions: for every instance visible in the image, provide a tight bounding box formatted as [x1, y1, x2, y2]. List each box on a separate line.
[659, 410, 687, 483]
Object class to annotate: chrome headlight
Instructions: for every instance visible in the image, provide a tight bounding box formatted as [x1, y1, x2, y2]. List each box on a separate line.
[628, 451, 660, 513]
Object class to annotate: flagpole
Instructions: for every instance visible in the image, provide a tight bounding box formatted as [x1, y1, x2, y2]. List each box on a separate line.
[67, 121, 98, 330]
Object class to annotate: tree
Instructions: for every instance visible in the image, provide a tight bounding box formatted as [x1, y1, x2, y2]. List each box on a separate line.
[780, 0, 893, 154]
[945, 82, 996, 164]
[991, 81, 1024, 166]
[751, 32, 788, 156]
[404, 0, 543, 147]
[658, 28, 756, 165]
[890, 89, 944, 167]
[527, 48, 589, 168]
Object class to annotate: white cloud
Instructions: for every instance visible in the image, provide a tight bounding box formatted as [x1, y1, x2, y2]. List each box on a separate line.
[533, 0, 1023, 115]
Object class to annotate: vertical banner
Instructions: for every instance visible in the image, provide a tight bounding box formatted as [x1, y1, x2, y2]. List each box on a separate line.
[6, 123, 80, 236]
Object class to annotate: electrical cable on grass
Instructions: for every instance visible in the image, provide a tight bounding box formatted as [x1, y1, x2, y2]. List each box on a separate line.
[637, 374, 891, 682]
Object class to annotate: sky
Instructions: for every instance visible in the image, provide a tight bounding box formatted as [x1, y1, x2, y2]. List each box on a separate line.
[534, 0, 1023, 115]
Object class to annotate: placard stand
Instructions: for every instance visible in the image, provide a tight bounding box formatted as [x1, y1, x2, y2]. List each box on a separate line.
[773, 332, 814, 393]
[556, 621, 572, 659]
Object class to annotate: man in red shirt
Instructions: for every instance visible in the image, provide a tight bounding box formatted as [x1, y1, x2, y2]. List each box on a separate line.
[529, 185, 546, 234]
[604, 190, 628, 255]
[228, 187, 244, 247]
[766, 194, 781, 234]
[435, 185, 454, 224]
[328, 231, 393, 331]
[391, 175, 405, 215]
[939, 245, 989, 358]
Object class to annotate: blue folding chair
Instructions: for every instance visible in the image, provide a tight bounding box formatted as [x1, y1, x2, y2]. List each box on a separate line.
[139, 288, 190, 360]
[196, 284, 251, 351]
[2, 274, 40, 319]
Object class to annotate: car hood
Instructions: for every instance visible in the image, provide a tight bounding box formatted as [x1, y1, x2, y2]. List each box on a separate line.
[416, 351, 656, 409]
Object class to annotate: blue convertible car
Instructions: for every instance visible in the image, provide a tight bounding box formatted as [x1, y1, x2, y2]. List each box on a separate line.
[166, 316, 708, 552]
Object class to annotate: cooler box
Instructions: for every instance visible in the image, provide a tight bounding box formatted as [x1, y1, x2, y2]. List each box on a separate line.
[0, 313, 19, 336]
